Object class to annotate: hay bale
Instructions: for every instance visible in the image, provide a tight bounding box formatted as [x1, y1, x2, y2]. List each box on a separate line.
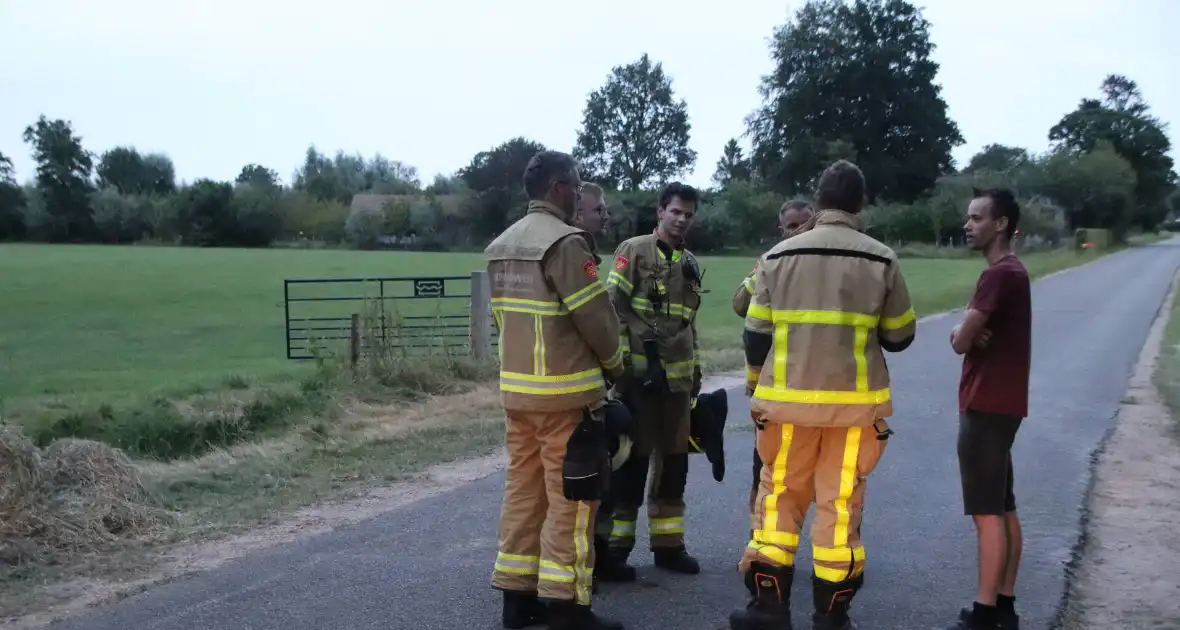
[0, 423, 52, 565]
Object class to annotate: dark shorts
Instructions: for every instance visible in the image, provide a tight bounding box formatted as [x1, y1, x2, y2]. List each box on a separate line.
[957, 410, 1023, 515]
[751, 446, 761, 494]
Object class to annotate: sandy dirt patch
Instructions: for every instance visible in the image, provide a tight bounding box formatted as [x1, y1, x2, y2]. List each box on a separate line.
[1060, 276, 1180, 629]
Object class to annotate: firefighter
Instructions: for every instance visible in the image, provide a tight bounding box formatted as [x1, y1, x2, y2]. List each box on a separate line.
[598, 182, 705, 581]
[728, 160, 917, 630]
[731, 199, 815, 532]
[485, 150, 628, 630]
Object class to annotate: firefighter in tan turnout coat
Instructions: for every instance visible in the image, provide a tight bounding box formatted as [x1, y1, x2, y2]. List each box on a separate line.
[728, 160, 917, 630]
[598, 182, 706, 581]
[485, 151, 627, 630]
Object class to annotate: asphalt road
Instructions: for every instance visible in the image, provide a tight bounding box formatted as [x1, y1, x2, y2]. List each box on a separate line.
[48, 240, 1180, 630]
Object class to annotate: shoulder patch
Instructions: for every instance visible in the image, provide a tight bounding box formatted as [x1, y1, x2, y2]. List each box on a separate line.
[583, 259, 599, 279]
[614, 255, 630, 270]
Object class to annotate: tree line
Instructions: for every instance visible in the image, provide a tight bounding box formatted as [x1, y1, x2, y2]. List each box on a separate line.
[0, 0, 1175, 252]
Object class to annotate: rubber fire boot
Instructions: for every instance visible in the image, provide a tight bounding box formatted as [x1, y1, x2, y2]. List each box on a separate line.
[811, 575, 863, 630]
[727, 561, 794, 630]
[654, 546, 701, 574]
[595, 546, 637, 583]
[546, 599, 625, 630]
[501, 590, 547, 629]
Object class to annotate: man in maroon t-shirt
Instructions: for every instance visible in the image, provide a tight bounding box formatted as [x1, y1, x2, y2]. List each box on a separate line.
[946, 188, 1031, 630]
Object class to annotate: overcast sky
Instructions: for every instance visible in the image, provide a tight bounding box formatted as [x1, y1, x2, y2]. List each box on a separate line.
[1, 0, 1176, 190]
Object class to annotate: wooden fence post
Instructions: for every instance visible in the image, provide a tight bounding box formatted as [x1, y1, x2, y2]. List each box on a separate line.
[349, 313, 361, 370]
[470, 270, 493, 360]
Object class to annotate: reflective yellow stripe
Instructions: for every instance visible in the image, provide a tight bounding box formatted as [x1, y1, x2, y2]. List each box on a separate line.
[813, 544, 865, 563]
[747, 303, 772, 322]
[833, 428, 861, 547]
[602, 345, 623, 371]
[649, 517, 684, 535]
[629, 357, 695, 380]
[539, 559, 576, 584]
[500, 368, 604, 395]
[753, 386, 891, 405]
[743, 275, 755, 294]
[533, 314, 545, 376]
[657, 248, 683, 263]
[773, 323, 788, 389]
[630, 297, 693, 320]
[814, 564, 855, 582]
[619, 332, 630, 354]
[563, 282, 605, 312]
[853, 326, 869, 392]
[610, 520, 636, 538]
[687, 436, 702, 453]
[747, 540, 794, 565]
[749, 424, 797, 566]
[495, 552, 540, 576]
[607, 271, 633, 294]
[881, 307, 916, 330]
[573, 501, 592, 605]
[491, 297, 568, 316]
[771, 309, 878, 328]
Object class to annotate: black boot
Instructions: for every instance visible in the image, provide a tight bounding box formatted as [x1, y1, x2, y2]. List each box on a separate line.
[727, 561, 794, 629]
[594, 545, 637, 583]
[948, 602, 1005, 630]
[546, 599, 625, 630]
[811, 575, 862, 630]
[501, 590, 547, 629]
[653, 546, 701, 574]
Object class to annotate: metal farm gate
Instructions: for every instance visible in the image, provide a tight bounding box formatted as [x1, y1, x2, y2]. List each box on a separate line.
[282, 273, 494, 361]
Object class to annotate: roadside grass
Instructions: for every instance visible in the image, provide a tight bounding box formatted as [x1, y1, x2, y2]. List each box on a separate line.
[1152, 272, 1180, 440]
[0, 237, 1157, 621]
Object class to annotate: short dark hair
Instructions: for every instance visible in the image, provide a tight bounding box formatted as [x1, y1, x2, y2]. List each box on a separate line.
[972, 187, 1020, 239]
[657, 182, 700, 209]
[814, 160, 866, 214]
[522, 151, 578, 200]
[779, 199, 813, 216]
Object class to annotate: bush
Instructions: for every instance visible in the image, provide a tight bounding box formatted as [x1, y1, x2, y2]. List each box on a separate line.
[230, 183, 284, 247]
[345, 205, 386, 249]
[278, 191, 349, 243]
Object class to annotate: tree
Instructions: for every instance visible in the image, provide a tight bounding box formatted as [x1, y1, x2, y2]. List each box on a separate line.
[0, 151, 27, 240]
[96, 147, 176, 196]
[746, 0, 964, 202]
[1049, 74, 1177, 229]
[458, 137, 547, 237]
[573, 53, 697, 191]
[1040, 142, 1137, 236]
[22, 115, 96, 241]
[712, 139, 752, 188]
[963, 144, 1031, 174]
[236, 163, 280, 189]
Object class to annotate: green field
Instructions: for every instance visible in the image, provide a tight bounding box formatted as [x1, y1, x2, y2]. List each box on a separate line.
[1, 242, 1113, 410]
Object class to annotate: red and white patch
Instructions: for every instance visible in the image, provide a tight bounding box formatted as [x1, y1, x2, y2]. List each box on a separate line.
[615, 255, 630, 270]
[583, 260, 599, 279]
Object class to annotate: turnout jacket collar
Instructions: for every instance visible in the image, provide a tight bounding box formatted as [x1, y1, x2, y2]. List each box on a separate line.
[527, 200, 575, 225]
[811, 209, 867, 232]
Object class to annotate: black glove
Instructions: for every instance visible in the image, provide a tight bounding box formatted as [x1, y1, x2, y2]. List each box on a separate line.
[562, 407, 609, 501]
[689, 388, 729, 482]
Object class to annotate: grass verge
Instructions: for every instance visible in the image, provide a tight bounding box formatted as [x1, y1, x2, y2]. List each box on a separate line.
[1153, 273, 1180, 440]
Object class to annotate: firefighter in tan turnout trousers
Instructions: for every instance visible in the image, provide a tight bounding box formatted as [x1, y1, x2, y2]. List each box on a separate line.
[486, 151, 627, 630]
[598, 182, 705, 581]
[728, 161, 917, 630]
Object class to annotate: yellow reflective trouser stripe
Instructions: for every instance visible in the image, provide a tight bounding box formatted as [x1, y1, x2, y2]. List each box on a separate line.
[813, 544, 866, 563]
[619, 333, 630, 354]
[574, 501, 591, 605]
[611, 520, 636, 538]
[533, 314, 545, 376]
[495, 552, 540, 576]
[649, 517, 684, 535]
[539, 560, 575, 583]
[881, 307, 916, 330]
[833, 427, 861, 547]
[602, 345, 624, 372]
[749, 423, 796, 566]
[500, 367, 604, 395]
[743, 275, 755, 294]
[607, 271, 633, 294]
[563, 281, 606, 312]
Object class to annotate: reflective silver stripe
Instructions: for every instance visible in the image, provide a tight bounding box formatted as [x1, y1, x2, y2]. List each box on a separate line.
[500, 368, 604, 395]
[539, 560, 576, 584]
[494, 552, 540, 575]
[649, 517, 685, 534]
[607, 271, 633, 294]
[563, 282, 606, 311]
[611, 520, 636, 538]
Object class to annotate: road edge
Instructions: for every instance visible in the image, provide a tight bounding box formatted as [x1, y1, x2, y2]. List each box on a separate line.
[1048, 258, 1180, 630]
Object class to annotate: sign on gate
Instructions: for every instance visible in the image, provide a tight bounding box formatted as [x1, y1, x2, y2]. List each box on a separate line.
[282, 273, 494, 361]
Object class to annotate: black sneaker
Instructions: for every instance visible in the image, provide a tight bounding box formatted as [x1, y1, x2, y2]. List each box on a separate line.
[653, 547, 701, 574]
